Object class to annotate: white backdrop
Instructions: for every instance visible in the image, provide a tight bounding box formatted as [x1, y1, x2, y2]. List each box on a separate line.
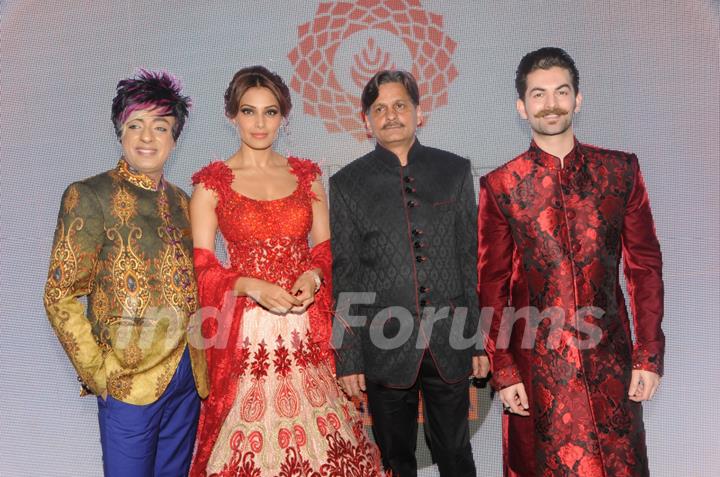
[1, 1, 718, 475]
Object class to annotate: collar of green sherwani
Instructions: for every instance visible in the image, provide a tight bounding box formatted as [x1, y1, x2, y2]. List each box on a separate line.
[116, 158, 164, 192]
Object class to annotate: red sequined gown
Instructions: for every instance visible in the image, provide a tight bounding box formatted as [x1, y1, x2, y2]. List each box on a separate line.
[189, 158, 383, 476]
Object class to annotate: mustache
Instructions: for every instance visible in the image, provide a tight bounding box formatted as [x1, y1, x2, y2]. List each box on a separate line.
[383, 121, 404, 129]
[535, 107, 569, 118]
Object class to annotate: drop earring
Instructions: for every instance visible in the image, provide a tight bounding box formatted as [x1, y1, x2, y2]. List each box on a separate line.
[281, 118, 290, 137]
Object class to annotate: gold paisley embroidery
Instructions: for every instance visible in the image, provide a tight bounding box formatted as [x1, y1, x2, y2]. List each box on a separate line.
[122, 342, 144, 369]
[92, 286, 113, 325]
[48, 304, 72, 324]
[92, 286, 114, 349]
[157, 190, 197, 315]
[177, 192, 190, 218]
[107, 225, 150, 318]
[111, 186, 137, 225]
[159, 242, 197, 315]
[108, 371, 133, 400]
[56, 327, 79, 358]
[154, 345, 182, 398]
[63, 185, 80, 214]
[116, 159, 158, 191]
[44, 217, 82, 307]
[154, 366, 174, 399]
[156, 186, 171, 217]
[99, 341, 112, 355]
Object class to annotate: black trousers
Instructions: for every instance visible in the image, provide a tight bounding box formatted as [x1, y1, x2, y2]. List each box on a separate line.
[365, 352, 476, 477]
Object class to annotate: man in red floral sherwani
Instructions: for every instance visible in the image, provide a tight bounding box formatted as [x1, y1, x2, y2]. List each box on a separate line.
[478, 47, 664, 477]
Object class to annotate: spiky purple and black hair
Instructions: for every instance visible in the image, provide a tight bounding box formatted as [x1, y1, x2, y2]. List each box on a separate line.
[111, 69, 191, 141]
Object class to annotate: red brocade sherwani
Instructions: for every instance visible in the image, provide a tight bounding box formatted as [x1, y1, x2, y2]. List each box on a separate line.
[478, 140, 664, 477]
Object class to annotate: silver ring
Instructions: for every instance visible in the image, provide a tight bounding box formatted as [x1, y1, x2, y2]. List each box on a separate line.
[503, 404, 512, 412]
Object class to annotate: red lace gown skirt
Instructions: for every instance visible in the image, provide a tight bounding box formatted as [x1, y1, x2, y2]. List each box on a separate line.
[204, 304, 383, 476]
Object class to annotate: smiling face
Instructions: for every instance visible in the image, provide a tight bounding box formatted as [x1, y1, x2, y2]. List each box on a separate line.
[231, 86, 283, 151]
[120, 108, 177, 182]
[364, 81, 422, 150]
[517, 66, 582, 141]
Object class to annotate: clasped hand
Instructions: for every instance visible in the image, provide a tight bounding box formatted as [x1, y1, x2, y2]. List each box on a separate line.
[239, 273, 316, 314]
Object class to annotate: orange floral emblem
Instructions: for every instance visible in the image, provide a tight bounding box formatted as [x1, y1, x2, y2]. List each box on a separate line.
[288, 0, 459, 140]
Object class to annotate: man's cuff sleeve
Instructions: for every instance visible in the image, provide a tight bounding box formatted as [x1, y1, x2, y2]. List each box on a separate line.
[491, 364, 523, 390]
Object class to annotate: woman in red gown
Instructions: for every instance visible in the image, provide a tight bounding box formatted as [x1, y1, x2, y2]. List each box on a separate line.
[188, 66, 383, 476]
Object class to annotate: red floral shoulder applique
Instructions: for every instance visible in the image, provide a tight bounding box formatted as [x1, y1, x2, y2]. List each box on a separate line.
[192, 161, 233, 197]
[288, 157, 322, 201]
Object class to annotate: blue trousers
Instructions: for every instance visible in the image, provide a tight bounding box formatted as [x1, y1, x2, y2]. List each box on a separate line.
[97, 347, 200, 477]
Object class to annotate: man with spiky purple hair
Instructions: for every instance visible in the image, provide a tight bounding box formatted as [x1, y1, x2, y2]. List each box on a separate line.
[44, 70, 208, 476]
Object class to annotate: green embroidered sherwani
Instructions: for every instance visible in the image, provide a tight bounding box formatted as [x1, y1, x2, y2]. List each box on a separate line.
[44, 160, 209, 405]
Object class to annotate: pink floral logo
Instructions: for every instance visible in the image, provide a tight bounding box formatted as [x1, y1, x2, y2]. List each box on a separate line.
[288, 0, 459, 141]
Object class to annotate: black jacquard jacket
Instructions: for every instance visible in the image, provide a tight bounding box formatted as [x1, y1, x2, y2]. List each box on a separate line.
[330, 139, 482, 387]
